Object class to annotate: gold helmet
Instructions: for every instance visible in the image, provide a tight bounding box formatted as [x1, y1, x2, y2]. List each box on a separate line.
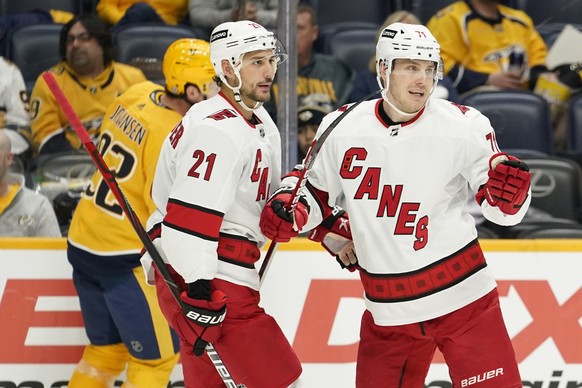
[163, 38, 215, 96]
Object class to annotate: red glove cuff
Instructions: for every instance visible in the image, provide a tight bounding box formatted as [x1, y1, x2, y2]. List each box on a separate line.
[477, 155, 531, 215]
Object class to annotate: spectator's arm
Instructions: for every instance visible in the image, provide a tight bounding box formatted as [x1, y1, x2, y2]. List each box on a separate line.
[526, 20, 550, 89]
[528, 64, 551, 90]
[3, 60, 29, 128]
[30, 73, 72, 154]
[35, 195, 62, 237]
[96, 0, 126, 25]
[448, 65, 490, 94]
[189, 0, 234, 29]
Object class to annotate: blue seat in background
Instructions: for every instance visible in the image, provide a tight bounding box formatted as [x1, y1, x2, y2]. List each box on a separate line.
[314, 0, 391, 27]
[522, 156, 582, 222]
[0, 0, 81, 15]
[462, 91, 554, 155]
[567, 93, 582, 154]
[8, 24, 62, 94]
[326, 29, 377, 73]
[315, 21, 379, 54]
[113, 23, 197, 64]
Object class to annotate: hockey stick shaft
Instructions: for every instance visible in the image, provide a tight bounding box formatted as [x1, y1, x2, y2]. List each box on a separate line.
[259, 89, 382, 283]
[42, 71, 243, 388]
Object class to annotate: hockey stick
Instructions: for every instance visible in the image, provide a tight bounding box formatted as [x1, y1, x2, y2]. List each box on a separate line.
[42, 71, 244, 388]
[259, 89, 382, 283]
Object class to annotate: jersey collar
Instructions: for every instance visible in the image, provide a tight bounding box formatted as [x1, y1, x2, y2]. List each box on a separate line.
[374, 99, 425, 128]
[218, 91, 263, 128]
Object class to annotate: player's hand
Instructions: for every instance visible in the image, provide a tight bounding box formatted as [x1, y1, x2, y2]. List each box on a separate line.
[476, 153, 531, 215]
[176, 280, 227, 356]
[260, 189, 309, 242]
[335, 241, 358, 272]
[308, 206, 353, 255]
[486, 72, 525, 90]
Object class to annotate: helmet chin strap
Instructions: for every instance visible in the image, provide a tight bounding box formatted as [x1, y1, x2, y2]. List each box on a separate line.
[382, 88, 421, 119]
[220, 71, 261, 112]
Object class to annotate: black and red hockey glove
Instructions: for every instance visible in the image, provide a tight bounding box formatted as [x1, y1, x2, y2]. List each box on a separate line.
[178, 279, 227, 356]
[260, 188, 309, 242]
[154, 270, 227, 357]
[476, 153, 531, 215]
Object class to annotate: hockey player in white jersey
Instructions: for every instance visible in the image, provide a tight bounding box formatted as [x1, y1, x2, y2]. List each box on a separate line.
[143, 20, 302, 387]
[261, 23, 530, 387]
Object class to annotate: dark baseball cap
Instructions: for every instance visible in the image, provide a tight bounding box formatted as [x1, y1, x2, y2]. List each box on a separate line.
[298, 93, 333, 126]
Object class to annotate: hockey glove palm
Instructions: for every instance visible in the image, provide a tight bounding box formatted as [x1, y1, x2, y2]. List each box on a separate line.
[476, 154, 531, 215]
[307, 206, 357, 271]
[260, 189, 309, 242]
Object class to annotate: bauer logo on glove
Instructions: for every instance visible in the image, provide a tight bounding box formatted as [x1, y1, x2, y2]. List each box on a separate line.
[185, 306, 226, 326]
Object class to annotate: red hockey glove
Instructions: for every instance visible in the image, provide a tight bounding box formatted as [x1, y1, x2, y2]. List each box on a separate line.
[154, 269, 227, 357]
[476, 154, 531, 215]
[308, 206, 353, 253]
[176, 280, 227, 356]
[260, 188, 309, 242]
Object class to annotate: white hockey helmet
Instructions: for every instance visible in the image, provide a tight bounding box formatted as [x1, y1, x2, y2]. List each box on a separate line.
[210, 20, 287, 78]
[375, 22, 443, 91]
[209, 20, 287, 110]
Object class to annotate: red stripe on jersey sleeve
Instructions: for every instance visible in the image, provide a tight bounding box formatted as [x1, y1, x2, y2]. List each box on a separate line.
[164, 199, 223, 241]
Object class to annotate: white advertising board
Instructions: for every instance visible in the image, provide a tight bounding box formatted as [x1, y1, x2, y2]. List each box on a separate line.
[0, 239, 580, 387]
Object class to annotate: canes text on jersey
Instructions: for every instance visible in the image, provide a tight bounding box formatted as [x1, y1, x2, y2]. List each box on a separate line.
[340, 147, 428, 250]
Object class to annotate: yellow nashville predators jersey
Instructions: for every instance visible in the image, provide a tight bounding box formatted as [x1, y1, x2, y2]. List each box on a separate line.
[68, 81, 180, 254]
[427, 2, 548, 78]
[30, 61, 146, 154]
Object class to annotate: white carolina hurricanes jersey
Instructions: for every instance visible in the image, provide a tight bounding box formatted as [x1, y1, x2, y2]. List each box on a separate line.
[146, 92, 281, 291]
[302, 98, 530, 325]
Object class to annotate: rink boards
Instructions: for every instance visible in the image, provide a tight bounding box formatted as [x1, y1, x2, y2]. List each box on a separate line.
[0, 238, 581, 388]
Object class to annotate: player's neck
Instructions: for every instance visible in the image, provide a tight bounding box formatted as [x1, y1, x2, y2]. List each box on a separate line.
[161, 94, 191, 116]
[220, 87, 255, 120]
[70, 62, 105, 79]
[382, 100, 418, 123]
[298, 49, 313, 69]
[470, 0, 501, 19]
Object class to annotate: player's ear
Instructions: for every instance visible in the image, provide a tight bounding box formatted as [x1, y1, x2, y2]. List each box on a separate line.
[221, 60, 234, 78]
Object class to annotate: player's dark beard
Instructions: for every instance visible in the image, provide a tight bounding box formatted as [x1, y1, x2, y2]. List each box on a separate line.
[245, 88, 270, 103]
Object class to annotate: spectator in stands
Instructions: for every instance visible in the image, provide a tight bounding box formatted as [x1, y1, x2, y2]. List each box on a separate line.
[270, 3, 353, 112]
[0, 57, 32, 164]
[188, 0, 277, 39]
[350, 10, 460, 103]
[297, 93, 333, 161]
[96, 0, 189, 32]
[426, 0, 578, 149]
[0, 129, 60, 237]
[426, 0, 554, 96]
[30, 14, 146, 156]
[296, 3, 353, 107]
